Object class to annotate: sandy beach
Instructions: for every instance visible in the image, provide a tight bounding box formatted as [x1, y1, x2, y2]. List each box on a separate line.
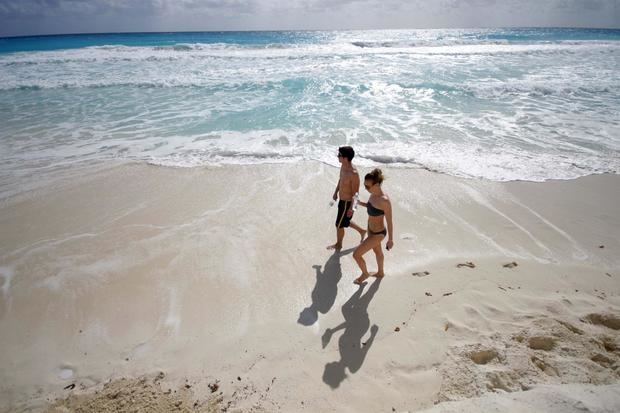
[1, 161, 619, 412]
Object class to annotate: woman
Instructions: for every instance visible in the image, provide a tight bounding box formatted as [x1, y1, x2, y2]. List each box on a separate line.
[352, 168, 394, 285]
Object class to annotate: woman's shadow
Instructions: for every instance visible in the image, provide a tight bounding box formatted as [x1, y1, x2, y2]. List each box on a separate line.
[298, 248, 354, 326]
[321, 278, 381, 389]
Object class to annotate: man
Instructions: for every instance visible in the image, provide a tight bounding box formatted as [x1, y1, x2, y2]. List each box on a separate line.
[327, 146, 366, 252]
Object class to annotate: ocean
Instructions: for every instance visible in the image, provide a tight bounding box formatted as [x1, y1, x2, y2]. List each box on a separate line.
[0, 28, 619, 199]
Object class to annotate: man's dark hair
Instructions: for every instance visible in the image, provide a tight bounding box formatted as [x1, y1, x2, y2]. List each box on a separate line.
[338, 146, 355, 161]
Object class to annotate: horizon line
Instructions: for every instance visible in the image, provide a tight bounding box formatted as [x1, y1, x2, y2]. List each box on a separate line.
[2, 25, 620, 40]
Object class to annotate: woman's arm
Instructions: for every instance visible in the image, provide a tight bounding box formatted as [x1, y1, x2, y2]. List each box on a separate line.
[384, 198, 394, 250]
[357, 200, 368, 207]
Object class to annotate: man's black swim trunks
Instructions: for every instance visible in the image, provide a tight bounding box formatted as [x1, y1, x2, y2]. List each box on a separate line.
[335, 200, 352, 228]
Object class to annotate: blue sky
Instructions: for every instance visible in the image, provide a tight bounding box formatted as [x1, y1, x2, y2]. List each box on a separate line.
[0, 0, 618, 37]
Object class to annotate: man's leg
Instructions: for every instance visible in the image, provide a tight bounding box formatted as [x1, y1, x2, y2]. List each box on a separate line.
[349, 221, 366, 242]
[328, 201, 348, 251]
[327, 226, 345, 251]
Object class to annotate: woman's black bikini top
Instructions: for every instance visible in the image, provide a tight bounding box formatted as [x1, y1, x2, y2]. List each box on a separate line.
[367, 201, 385, 216]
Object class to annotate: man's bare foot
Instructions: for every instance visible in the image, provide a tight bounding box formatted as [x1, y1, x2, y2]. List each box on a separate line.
[354, 273, 370, 285]
[359, 230, 367, 243]
[371, 272, 385, 279]
[326, 243, 342, 251]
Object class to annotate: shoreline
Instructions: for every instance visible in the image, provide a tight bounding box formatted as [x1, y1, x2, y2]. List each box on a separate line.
[1, 161, 619, 412]
[1, 158, 618, 206]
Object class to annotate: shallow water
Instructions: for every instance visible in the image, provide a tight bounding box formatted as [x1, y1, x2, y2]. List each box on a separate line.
[1, 29, 619, 199]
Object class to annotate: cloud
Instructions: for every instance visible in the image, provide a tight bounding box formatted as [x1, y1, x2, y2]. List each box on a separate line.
[172, 0, 258, 13]
[0, 0, 160, 17]
[441, 0, 496, 9]
[438, 0, 616, 14]
[0, 0, 59, 17]
[0, 0, 259, 17]
[299, 0, 373, 12]
[1, 0, 616, 17]
[0, 0, 617, 37]
[554, 0, 608, 11]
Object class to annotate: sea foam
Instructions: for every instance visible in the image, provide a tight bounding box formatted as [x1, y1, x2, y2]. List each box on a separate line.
[0, 29, 619, 197]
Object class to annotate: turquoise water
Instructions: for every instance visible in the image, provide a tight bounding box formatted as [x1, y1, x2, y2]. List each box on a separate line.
[0, 28, 619, 197]
[2, 28, 620, 54]
[0, 31, 323, 54]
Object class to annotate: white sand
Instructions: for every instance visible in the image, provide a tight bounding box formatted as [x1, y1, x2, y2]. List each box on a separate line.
[0, 161, 618, 412]
[419, 383, 620, 413]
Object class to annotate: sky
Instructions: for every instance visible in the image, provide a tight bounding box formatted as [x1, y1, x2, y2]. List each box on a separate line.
[0, 0, 618, 37]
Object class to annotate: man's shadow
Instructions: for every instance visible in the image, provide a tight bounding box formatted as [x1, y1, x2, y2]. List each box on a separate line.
[298, 248, 354, 326]
[321, 278, 381, 389]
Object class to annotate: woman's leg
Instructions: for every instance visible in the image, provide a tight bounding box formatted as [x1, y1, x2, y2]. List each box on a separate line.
[352, 235, 383, 284]
[372, 243, 385, 278]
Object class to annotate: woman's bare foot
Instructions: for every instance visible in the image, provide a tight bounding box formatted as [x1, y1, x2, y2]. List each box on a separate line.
[326, 243, 342, 251]
[354, 273, 370, 285]
[371, 272, 385, 279]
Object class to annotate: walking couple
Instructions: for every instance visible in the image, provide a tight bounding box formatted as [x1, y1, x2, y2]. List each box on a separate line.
[327, 146, 394, 285]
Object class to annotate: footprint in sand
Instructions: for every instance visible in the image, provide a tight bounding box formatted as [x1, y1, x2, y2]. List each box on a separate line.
[503, 261, 518, 268]
[412, 271, 430, 277]
[469, 349, 498, 365]
[600, 336, 618, 353]
[591, 353, 614, 368]
[528, 336, 556, 351]
[555, 319, 584, 335]
[531, 356, 559, 376]
[582, 313, 620, 330]
[456, 262, 475, 269]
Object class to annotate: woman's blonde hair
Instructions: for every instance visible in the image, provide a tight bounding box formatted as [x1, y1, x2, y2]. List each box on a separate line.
[364, 168, 384, 185]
